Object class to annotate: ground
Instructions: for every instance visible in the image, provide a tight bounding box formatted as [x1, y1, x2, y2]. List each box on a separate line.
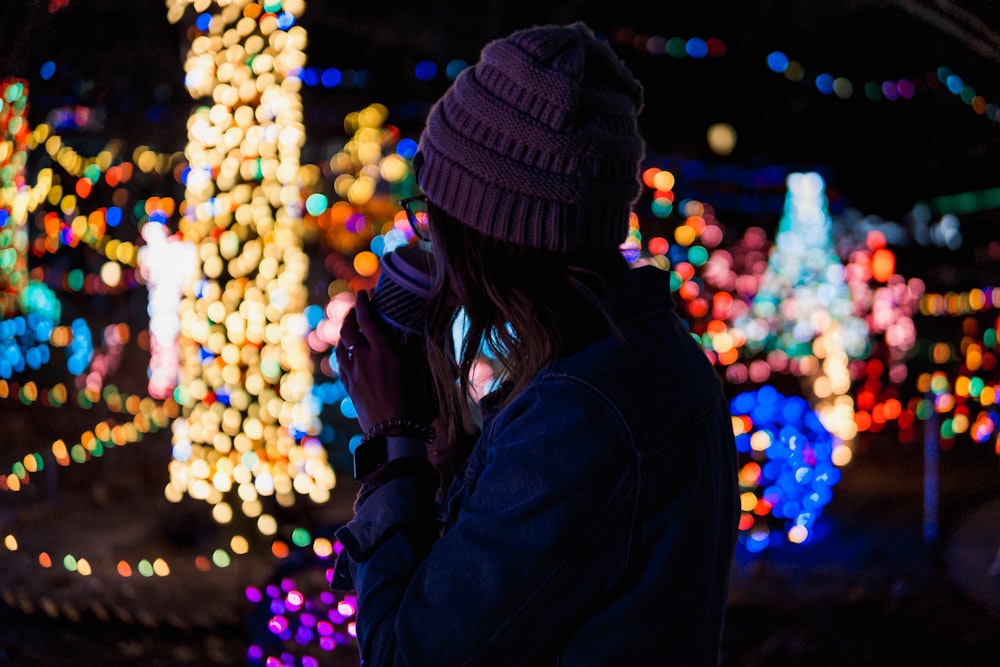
[1, 398, 999, 666]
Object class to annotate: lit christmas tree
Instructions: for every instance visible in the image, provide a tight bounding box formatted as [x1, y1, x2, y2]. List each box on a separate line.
[734, 172, 868, 461]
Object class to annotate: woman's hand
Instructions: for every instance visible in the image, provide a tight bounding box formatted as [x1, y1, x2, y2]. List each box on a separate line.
[335, 290, 437, 434]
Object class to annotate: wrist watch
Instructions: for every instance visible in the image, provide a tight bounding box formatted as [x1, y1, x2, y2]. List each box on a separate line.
[352, 434, 428, 480]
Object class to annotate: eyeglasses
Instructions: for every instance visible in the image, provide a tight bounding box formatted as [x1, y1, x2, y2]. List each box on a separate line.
[400, 195, 431, 242]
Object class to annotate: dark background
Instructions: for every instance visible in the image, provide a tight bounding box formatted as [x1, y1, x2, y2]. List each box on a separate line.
[3, 0, 1000, 222]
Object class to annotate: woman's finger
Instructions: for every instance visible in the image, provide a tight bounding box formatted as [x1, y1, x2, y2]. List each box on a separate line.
[353, 290, 389, 345]
[338, 306, 367, 349]
[334, 342, 354, 391]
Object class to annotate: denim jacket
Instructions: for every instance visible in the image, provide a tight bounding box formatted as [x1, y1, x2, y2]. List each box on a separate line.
[333, 265, 740, 666]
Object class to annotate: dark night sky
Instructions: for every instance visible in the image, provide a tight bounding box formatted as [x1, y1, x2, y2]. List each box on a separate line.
[2, 0, 999, 230]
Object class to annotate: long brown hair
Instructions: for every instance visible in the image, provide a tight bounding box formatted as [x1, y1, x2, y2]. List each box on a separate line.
[422, 202, 628, 441]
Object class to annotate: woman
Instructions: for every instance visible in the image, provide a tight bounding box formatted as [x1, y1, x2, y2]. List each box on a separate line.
[334, 21, 739, 666]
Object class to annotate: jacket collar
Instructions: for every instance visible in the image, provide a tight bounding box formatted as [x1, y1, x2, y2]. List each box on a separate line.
[609, 264, 676, 324]
[477, 265, 675, 416]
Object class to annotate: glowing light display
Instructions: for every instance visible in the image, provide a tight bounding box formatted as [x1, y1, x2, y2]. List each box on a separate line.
[138, 222, 197, 398]
[166, 0, 336, 525]
[731, 386, 841, 549]
[2, 8, 353, 651]
[0, 81, 95, 380]
[247, 564, 358, 662]
[733, 172, 866, 453]
[1, 78, 30, 315]
[296, 100, 422, 428]
[633, 167, 998, 556]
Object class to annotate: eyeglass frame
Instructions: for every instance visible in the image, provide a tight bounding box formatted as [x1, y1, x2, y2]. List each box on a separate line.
[400, 195, 431, 242]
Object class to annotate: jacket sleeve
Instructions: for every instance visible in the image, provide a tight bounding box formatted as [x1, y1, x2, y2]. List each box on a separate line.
[333, 374, 637, 666]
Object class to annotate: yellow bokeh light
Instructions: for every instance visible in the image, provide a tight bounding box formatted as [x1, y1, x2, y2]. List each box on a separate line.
[952, 413, 969, 434]
[212, 502, 234, 524]
[153, 558, 171, 576]
[749, 430, 772, 451]
[787, 525, 809, 544]
[313, 537, 334, 559]
[831, 443, 853, 466]
[100, 261, 122, 287]
[164, 484, 184, 503]
[706, 123, 737, 156]
[379, 154, 409, 182]
[652, 170, 675, 191]
[231, 535, 250, 554]
[674, 225, 697, 247]
[257, 514, 278, 536]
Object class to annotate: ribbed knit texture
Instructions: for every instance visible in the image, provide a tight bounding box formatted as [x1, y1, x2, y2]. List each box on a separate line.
[414, 22, 645, 252]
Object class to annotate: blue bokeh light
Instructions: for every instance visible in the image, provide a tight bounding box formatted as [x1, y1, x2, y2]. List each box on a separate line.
[814, 73, 834, 95]
[685, 38, 708, 59]
[414, 60, 437, 82]
[766, 51, 789, 73]
[320, 68, 342, 88]
[396, 138, 418, 159]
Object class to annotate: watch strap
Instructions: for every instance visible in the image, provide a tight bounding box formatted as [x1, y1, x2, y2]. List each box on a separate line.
[352, 434, 428, 481]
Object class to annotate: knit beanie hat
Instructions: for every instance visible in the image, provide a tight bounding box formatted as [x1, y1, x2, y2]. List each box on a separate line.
[413, 21, 645, 252]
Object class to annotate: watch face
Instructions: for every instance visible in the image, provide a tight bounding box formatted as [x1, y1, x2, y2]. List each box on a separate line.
[353, 436, 387, 480]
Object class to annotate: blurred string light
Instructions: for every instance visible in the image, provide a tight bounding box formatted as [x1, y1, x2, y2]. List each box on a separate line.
[166, 0, 335, 530]
[833, 209, 995, 449]
[0, 85, 96, 379]
[865, 296, 1000, 449]
[611, 28, 726, 59]
[1, 382, 352, 606]
[930, 186, 1000, 216]
[767, 52, 1000, 124]
[298, 103, 421, 376]
[0, 82, 159, 390]
[293, 57, 467, 91]
[247, 570, 357, 664]
[1, 499, 340, 581]
[8, 116, 185, 299]
[845, 231, 923, 380]
[662, 168, 998, 499]
[15, 123, 185, 305]
[3, 7, 390, 643]
[0, 382, 176, 492]
[0, 374, 354, 611]
[1, 78, 31, 315]
[636, 166, 724, 323]
[856, 331, 999, 451]
[636, 164, 996, 554]
[607, 26, 997, 126]
[0, 284, 67, 379]
[730, 386, 841, 550]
